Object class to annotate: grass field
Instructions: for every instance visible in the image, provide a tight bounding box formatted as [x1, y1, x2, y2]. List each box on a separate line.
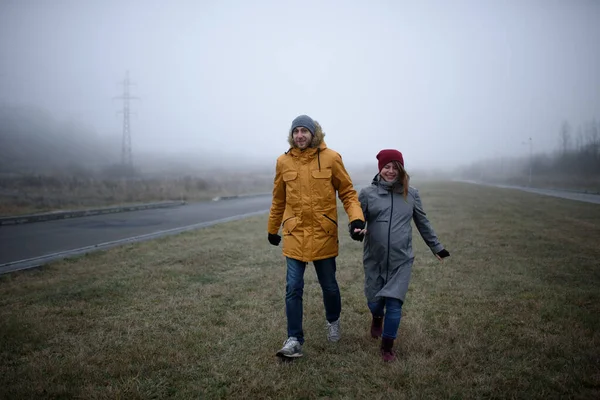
[0, 174, 273, 217]
[494, 175, 600, 194]
[1, 182, 599, 399]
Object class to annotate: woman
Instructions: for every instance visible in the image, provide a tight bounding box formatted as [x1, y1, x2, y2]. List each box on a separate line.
[356, 149, 450, 362]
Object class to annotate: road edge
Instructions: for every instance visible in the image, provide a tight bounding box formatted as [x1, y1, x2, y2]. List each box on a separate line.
[0, 201, 187, 226]
[0, 209, 270, 275]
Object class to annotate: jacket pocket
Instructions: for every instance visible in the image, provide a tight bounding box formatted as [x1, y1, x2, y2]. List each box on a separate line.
[375, 208, 390, 223]
[283, 171, 299, 203]
[311, 169, 331, 179]
[320, 214, 338, 237]
[283, 171, 298, 182]
[311, 169, 334, 207]
[282, 216, 298, 235]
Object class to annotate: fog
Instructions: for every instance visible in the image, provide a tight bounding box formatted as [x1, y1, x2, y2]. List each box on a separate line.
[1, 0, 599, 173]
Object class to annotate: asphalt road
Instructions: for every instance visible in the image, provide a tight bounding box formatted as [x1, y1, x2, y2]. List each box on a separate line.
[0, 194, 273, 271]
[3, 181, 596, 274]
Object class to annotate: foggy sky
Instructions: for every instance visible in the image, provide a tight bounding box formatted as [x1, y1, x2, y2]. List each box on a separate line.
[1, 0, 599, 170]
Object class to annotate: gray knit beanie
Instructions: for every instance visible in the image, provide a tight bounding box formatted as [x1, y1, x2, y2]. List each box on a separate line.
[290, 115, 316, 136]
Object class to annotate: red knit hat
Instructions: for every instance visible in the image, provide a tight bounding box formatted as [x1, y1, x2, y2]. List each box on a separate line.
[376, 149, 404, 172]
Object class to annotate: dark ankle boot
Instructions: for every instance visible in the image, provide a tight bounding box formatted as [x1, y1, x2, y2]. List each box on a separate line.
[370, 316, 383, 338]
[380, 337, 396, 362]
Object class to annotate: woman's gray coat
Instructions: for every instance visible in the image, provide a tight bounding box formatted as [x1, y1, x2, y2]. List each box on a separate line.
[358, 177, 444, 303]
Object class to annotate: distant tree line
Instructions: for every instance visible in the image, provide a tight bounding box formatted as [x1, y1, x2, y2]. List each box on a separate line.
[458, 118, 600, 190]
[0, 103, 118, 177]
[554, 119, 600, 175]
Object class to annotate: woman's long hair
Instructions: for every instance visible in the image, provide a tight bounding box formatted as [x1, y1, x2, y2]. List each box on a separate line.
[391, 160, 410, 199]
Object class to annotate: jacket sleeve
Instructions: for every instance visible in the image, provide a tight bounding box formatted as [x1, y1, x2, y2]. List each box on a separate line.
[267, 159, 285, 234]
[331, 153, 364, 223]
[412, 189, 444, 254]
[358, 188, 369, 224]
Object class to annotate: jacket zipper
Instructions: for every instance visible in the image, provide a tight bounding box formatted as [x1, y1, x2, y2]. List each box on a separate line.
[385, 192, 394, 282]
[322, 214, 337, 226]
[282, 216, 293, 233]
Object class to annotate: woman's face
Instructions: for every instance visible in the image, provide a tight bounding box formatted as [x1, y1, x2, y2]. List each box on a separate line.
[380, 162, 399, 182]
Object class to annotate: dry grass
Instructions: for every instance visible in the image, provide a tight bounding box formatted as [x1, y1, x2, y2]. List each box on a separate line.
[493, 174, 600, 193]
[1, 182, 599, 399]
[0, 175, 273, 216]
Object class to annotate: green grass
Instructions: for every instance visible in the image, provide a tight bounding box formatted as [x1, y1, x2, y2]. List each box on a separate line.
[1, 182, 599, 399]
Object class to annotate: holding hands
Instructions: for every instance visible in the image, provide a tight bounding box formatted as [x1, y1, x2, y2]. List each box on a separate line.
[349, 220, 366, 242]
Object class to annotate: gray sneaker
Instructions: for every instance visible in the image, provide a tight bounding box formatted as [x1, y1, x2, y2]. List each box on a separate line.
[327, 319, 341, 342]
[276, 337, 303, 358]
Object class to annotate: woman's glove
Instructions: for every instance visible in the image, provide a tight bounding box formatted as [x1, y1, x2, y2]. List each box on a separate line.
[437, 249, 450, 258]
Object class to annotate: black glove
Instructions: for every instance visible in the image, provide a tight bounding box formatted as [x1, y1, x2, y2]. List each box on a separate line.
[268, 233, 281, 246]
[349, 220, 365, 242]
[437, 249, 450, 258]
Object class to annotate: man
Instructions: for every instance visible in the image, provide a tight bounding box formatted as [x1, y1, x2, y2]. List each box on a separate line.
[268, 114, 365, 359]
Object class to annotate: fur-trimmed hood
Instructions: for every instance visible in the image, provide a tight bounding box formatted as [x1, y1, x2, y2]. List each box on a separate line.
[287, 120, 326, 149]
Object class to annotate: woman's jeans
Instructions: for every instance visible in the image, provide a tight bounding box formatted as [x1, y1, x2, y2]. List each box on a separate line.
[286, 256, 341, 344]
[368, 297, 403, 339]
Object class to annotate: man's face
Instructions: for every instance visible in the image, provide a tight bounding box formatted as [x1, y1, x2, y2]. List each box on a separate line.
[292, 127, 312, 150]
[380, 162, 399, 182]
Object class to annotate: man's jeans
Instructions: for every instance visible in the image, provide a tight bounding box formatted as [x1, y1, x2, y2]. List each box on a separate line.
[368, 297, 403, 339]
[285, 256, 341, 344]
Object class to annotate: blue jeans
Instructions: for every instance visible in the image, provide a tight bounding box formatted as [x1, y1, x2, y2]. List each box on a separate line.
[285, 256, 341, 344]
[368, 297, 403, 339]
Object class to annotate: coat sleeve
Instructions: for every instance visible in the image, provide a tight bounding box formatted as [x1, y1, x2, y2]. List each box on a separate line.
[358, 188, 369, 224]
[412, 189, 444, 254]
[331, 153, 364, 223]
[267, 159, 285, 234]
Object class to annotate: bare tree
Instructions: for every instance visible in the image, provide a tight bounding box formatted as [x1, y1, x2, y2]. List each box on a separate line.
[575, 125, 584, 152]
[558, 120, 572, 155]
[587, 119, 600, 158]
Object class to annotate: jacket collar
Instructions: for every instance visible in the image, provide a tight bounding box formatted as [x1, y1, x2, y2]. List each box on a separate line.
[287, 141, 327, 159]
[372, 174, 402, 195]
